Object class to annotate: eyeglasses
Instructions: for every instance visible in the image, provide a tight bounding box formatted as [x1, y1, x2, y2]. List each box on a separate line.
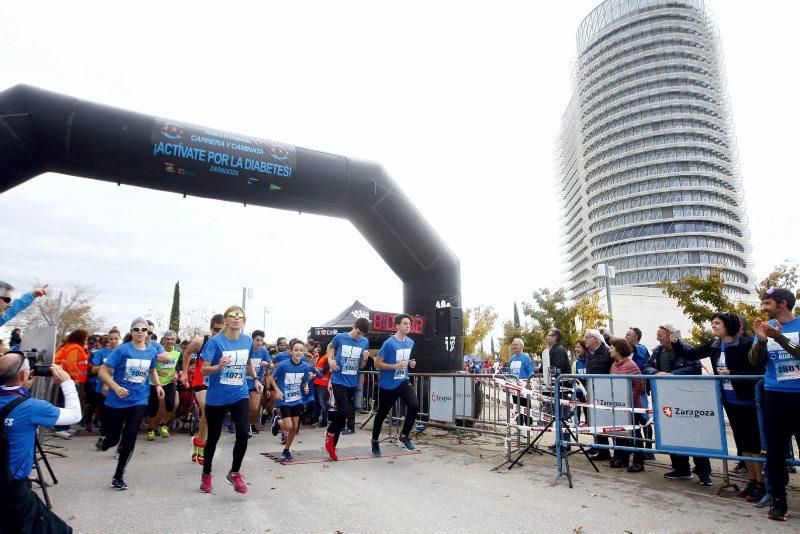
[227, 312, 246, 319]
[0, 296, 11, 304]
[131, 327, 148, 333]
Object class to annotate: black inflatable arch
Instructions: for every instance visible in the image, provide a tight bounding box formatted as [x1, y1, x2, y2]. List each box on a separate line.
[0, 85, 462, 372]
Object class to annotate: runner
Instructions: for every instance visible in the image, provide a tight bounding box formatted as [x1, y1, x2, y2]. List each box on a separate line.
[272, 337, 290, 366]
[184, 314, 224, 464]
[247, 329, 272, 434]
[313, 342, 332, 428]
[146, 330, 181, 440]
[324, 318, 371, 460]
[97, 318, 164, 490]
[750, 288, 800, 521]
[91, 328, 121, 450]
[199, 306, 260, 494]
[371, 314, 418, 455]
[269, 340, 312, 462]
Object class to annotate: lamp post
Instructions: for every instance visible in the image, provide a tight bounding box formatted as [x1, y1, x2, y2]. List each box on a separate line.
[241, 287, 253, 311]
[596, 263, 616, 334]
[263, 307, 269, 333]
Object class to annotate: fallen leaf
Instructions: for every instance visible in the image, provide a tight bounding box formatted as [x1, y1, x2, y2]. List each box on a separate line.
[581, 505, 588, 509]
[270, 487, 275, 490]
[573, 527, 584, 534]
[275, 475, 284, 479]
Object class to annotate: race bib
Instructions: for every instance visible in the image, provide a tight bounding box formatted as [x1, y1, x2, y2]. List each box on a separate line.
[220, 349, 250, 386]
[340, 345, 361, 376]
[284, 372, 304, 402]
[509, 361, 522, 378]
[718, 351, 733, 391]
[768, 332, 800, 382]
[160, 360, 177, 369]
[125, 359, 150, 384]
[394, 348, 411, 380]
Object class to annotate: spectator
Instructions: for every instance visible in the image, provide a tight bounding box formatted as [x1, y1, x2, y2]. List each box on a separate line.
[674, 312, 765, 500]
[572, 340, 588, 424]
[10, 329, 22, 351]
[53, 329, 90, 438]
[0, 352, 80, 532]
[546, 329, 570, 376]
[645, 323, 709, 485]
[607, 337, 645, 472]
[584, 329, 613, 461]
[625, 327, 652, 455]
[0, 281, 48, 328]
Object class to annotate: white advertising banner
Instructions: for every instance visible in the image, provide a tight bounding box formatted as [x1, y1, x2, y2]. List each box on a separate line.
[652, 378, 727, 456]
[587, 377, 633, 435]
[429, 376, 475, 423]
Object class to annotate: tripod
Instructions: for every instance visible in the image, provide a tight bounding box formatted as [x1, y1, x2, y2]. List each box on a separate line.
[31, 435, 58, 509]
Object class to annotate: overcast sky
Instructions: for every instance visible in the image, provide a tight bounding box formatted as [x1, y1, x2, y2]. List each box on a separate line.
[1, 1, 798, 341]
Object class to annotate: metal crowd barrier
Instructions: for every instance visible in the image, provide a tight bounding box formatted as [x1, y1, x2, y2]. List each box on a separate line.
[552, 373, 800, 489]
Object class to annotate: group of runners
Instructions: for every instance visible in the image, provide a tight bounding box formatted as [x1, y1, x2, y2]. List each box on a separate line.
[89, 307, 420, 494]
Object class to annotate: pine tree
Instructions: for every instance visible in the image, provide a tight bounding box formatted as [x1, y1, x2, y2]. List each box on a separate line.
[169, 282, 180, 333]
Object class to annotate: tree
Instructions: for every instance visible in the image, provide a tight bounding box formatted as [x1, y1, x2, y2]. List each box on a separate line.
[8, 283, 105, 341]
[500, 320, 545, 364]
[462, 306, 498, 356]
[513, 302, 520, 327]
[755, 262, 800, 315]
[178, 308, 212, 341]
[573, 293, 611, 338]
[169, 282, 181, 333]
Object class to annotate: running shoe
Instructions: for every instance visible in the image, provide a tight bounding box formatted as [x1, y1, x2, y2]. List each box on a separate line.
[341, 427, 354, 435]
[282, 449, 294, 462]
[147, 430, 155, 441]
[111, 477, 127, 491]
[698, 474, 713, 486]
[200, 473, 212, 493]
[318, 420, 328, 428]
[196, 447, 205, 466]
[53, 430, 71, 439]
[95, 437, 104, 451]
[280, 433, 288, 445]
[397, 435, 416, 451]
[251, 424, 260, 435]
[736, 480, 757, 499]
[271, 416, 282, 436]
[768, 496, 788, 521]
[260, 409, 269, 426]
[664, 470, 692, 480]
[747, 483, 766, 503]
[732, 461, 748, 475]
[371, 439, 381, 457]
[248, 425, 253, 438]
[159, 425, 170, 439]
[325, 432, 338, 461]
[226, 471, 248, 494]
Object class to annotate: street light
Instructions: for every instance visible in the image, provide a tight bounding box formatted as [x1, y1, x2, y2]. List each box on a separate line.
[263, 307, 269, 333]
[241, 287, 253, 311]
[596, 263, 616, 334]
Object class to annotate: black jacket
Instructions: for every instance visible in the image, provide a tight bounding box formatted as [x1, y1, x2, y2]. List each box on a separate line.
[673, 335, 763, 401]
[644, 341, 701, 376]
[585, 343, 613, 374]
[548, 343, 571, 376]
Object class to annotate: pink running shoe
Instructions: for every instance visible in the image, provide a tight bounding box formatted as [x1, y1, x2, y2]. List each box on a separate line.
[200, 473, 212, 493]
[226, 471, 248, 494]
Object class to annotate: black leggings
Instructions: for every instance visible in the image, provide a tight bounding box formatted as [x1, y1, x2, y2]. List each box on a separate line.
[328, 384, 356, 437]
[101, 404, 147, 480]
[203, 398, 250, 476]
[371, 381, 419, 441]
[764, 390, 800, 499]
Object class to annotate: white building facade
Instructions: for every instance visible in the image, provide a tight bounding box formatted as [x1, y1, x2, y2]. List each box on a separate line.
[557, 0, 754, 301]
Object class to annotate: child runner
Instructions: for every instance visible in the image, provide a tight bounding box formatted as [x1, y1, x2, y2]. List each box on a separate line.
[269, 340, 312, 462]
[199, 306, 260, 495]
[325, 318, 371, 460]
[371, 314, 418, 455]
[98, 318, 164, 490]
[247, 329, 272, 434]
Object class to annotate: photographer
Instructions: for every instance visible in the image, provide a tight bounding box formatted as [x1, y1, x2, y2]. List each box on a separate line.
[0, 280, 48, 327]
[0, 352, 80, 533]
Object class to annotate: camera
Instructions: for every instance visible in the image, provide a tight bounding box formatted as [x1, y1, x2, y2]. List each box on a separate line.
[25, 349, 52, 377]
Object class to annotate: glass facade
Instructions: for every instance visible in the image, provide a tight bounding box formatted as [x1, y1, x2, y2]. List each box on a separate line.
[557, 0, 753, 299]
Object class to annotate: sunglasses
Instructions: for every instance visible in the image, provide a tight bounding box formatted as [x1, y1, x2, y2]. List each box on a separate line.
[131, 327, 148, 333]
[0, 296, 11, 304]
[227, 312, 246, 319]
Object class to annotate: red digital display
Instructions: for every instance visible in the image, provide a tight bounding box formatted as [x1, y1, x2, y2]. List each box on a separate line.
[371, 311, 425, 335]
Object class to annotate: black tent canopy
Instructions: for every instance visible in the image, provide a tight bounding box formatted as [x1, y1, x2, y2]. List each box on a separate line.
[308, 300, 373, 338]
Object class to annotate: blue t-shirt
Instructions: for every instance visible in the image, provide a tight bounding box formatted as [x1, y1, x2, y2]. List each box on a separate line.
[247, 347, 272, 390]
[378, 335, 414, 390]
[202, 333, 253, 406]
[92, 347, 112, 393]
[763, 317, 800, 393]
[104, 342, 158, 408]
[508, 353, 534, 379]
[329, 332, 370, 388]
[273, 351, 290, 366]
[148, 340, 165, 354]
[0, 390, 60, 480]
[273, 359, 312, 407]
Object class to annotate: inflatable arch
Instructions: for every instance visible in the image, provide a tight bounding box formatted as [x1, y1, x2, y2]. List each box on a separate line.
[0, 85, 462, 371]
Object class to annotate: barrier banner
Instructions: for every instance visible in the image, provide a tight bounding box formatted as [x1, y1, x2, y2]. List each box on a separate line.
[429, 377, 474, 423]
[652, 378, 727, 456]
[587, 378, 632, 436]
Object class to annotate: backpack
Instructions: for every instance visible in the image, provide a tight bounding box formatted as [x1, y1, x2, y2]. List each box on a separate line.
[0, 397, 29, 488]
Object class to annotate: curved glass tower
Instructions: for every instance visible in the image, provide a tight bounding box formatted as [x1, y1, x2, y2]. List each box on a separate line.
[558, 0, 753, 299]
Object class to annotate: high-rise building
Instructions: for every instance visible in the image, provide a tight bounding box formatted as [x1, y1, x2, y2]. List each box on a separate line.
[557, 0, 753, 300]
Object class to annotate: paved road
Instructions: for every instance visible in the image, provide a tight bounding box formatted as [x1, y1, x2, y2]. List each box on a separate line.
[38, 422, 796, 533]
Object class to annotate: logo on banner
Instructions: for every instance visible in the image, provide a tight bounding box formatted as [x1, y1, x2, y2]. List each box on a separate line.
[350, 310, 370, 320]
[431, 393, 452, 402]
[594, 399, 625, 408]
[662, 405, 714, 419]
[160, 123, 184, 139]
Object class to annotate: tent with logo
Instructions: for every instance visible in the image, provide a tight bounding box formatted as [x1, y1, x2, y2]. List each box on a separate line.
[307, 300, 373, 340]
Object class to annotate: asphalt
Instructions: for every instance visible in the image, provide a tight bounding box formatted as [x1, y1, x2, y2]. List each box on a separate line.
[36, 420, 798, 533]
